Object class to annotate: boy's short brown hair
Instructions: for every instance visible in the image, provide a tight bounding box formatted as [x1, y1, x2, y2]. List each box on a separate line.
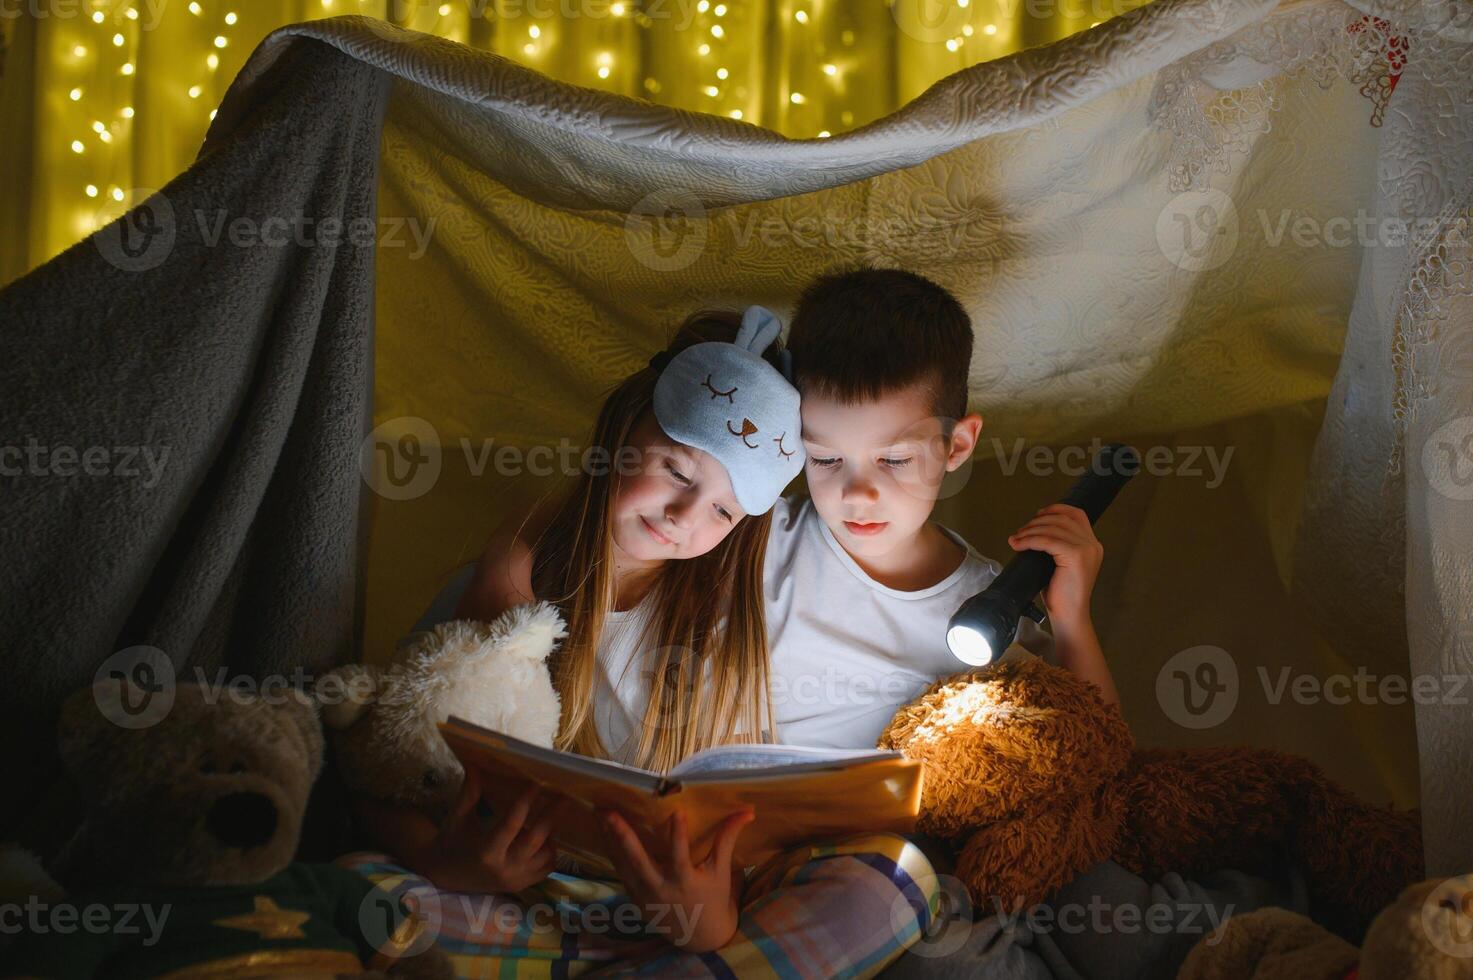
[785, 266, 973, 421]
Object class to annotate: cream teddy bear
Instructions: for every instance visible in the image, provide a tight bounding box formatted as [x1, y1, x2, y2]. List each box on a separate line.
[320, 602, 565, 823]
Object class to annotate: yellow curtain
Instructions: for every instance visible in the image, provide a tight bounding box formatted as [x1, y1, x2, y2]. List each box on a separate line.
[0, 0, 1145, 284]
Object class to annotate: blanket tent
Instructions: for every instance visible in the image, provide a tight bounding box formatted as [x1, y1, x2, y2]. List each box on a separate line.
[1, 0, 1469, 878]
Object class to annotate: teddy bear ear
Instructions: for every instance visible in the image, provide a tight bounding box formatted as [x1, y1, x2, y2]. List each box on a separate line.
[317, 663, 381, 732]
[272, 686, 325, 781]
[55, 681, 126, 781]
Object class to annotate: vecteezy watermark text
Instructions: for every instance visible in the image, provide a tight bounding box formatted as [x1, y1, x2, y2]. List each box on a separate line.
[358, 873, 706, 957]
[1157, 645, 1473, 729]
[1, 438, 169, 488]
[196, 211, 436, 259]
[0, 897, 171, 946]
[988, 437, 1234, 489]
[0, 0, 169, 29]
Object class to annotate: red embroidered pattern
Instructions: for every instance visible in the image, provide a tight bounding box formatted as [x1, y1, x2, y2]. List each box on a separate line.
[1348, 15, 1408, 127]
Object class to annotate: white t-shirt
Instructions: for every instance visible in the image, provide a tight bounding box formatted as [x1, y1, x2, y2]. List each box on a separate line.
[591, 603, 658, 767]
[763, 494, 1055, 749]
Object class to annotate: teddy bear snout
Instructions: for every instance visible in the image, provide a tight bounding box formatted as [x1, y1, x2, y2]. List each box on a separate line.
[206, 791, 279, 849]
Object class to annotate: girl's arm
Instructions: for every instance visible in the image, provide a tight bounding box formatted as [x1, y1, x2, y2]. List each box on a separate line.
[454, 500, 549, 622]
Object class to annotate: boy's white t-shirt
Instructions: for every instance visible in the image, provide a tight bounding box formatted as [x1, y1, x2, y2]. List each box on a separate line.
[763, 494, 1055, 749]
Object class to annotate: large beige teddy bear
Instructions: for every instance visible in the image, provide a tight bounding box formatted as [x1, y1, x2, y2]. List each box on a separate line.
[3, 680, 452, 978]
[320, 601, 565, 822]
[1179, 873, 1473, 979]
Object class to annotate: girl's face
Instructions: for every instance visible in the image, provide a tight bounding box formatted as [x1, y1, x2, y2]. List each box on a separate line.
[611, 410, 748, 564]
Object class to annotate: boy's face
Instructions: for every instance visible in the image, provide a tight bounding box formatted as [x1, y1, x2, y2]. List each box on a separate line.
[611, 410, 748, 564]
[800, 383, 981, 560]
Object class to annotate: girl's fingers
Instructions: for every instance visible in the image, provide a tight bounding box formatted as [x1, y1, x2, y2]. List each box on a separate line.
[531, 838, 559, 876]
[666, 810, 693, 881]
[488, 785, 539, 855]
[600, 810, 664, 893]
[447, 767, 483, 831]
[708, 809, 755, 876]
[513, 810, 555, 862]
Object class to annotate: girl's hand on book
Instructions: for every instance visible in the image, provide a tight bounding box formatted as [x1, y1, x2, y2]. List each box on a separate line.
[597, 806, 755, 953]
[431, 770, 558, 894]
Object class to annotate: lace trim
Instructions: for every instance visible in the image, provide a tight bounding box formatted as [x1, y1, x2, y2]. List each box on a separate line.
[1150, 0, 1473, 477]
[1149, 4, 1401, 192]
[1388, 188, 1473, 476]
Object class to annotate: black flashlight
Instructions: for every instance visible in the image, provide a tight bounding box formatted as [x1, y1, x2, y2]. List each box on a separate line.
[946, 442, 1141, 666]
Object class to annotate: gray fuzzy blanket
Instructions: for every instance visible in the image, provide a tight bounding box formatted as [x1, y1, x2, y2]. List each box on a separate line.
[0, 42, 386, 841]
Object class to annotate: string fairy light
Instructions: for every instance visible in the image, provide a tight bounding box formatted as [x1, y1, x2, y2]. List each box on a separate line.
[41, 0, 1132, 232]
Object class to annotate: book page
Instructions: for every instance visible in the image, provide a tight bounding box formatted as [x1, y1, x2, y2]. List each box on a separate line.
[669, 743, 905, 781]
[440, 717, 667, 792]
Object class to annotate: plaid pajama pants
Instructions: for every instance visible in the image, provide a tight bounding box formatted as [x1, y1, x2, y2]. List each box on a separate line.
[338, 832, 941, 979]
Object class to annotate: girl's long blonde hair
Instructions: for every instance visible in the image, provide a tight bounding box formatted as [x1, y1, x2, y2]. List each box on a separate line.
[530, 311, 779, 774]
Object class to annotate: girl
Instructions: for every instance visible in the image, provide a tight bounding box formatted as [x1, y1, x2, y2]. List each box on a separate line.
[341, 307, 942, 977]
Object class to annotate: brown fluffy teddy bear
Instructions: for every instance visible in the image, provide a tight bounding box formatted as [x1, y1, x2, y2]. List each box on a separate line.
[878, 657, 1424, 943]
[1178, 873, 1473, 979]
[319, 602, 565, 825]
[5, 679, 451, 978]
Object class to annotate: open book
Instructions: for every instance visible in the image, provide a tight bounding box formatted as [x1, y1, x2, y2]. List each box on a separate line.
[439, 717, 923, 875]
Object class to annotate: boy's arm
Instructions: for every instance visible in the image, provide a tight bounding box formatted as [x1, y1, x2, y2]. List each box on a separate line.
[1006, 503, 1120, 707]
[1048, 616, 1119, 707]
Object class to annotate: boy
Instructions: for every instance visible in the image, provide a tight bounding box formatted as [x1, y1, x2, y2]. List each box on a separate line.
[765, 266, 1118, 749]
